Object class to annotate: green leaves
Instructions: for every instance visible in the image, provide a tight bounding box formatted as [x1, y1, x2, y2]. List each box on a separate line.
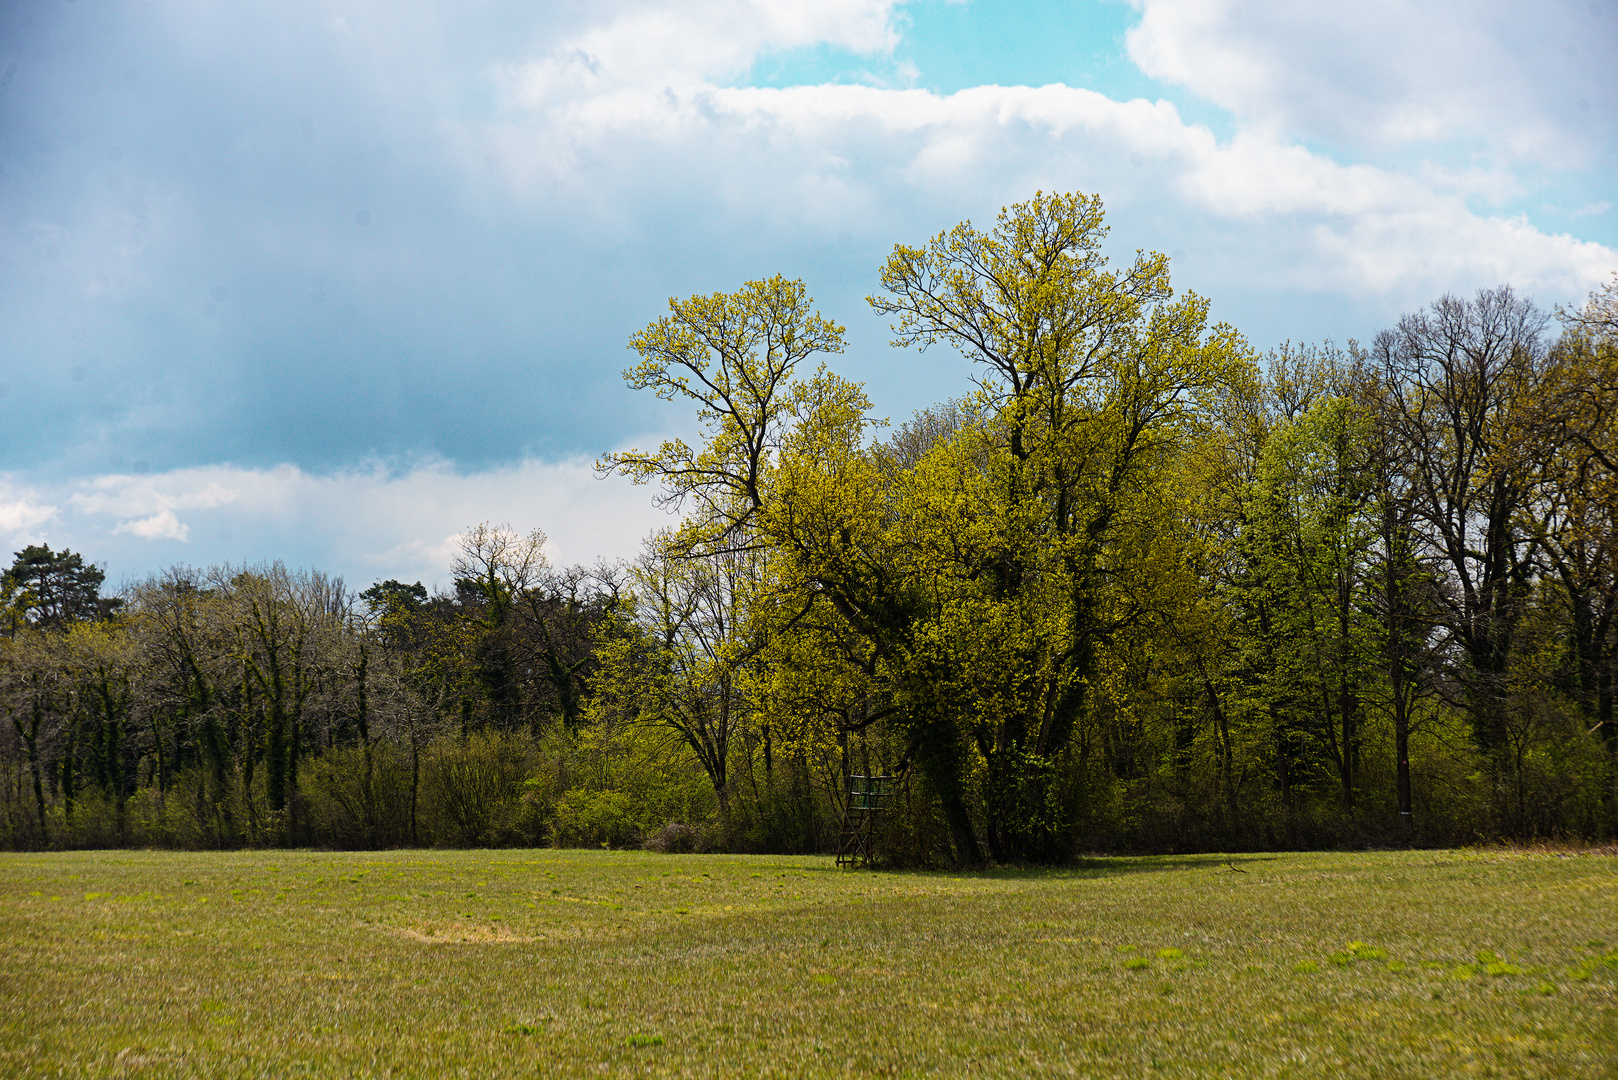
[601, 276, 845, 552]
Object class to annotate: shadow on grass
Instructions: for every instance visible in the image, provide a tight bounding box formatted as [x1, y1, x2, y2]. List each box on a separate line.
[837, 852, 1286, 881]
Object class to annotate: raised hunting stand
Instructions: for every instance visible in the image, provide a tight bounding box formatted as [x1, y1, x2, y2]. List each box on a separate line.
[836, 774, 895, 867]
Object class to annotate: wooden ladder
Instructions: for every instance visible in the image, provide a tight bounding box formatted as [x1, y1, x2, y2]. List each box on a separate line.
[836, 775, 894, 868]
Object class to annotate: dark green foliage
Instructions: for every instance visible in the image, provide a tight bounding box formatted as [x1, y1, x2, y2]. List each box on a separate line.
[360, 579, 427, 614]
[2, 545, 119, 631]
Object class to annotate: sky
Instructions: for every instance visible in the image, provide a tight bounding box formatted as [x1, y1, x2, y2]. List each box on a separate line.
[2, 0, 1614, 593]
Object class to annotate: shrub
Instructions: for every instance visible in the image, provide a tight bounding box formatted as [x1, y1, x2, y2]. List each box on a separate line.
[641, 822, 716, 854]
[418, 730, 541, 847]
[549, 789, 643, 849]
[302, 743, 415, 848]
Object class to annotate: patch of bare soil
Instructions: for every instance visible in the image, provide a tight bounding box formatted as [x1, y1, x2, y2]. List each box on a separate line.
[381, 920, 537, 944]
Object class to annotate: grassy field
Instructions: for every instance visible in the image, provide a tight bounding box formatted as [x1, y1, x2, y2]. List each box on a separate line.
[1, 848, 1615, 1078]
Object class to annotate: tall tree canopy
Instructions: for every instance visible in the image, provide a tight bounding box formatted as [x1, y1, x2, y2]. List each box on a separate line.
[3, 545, 119, 631]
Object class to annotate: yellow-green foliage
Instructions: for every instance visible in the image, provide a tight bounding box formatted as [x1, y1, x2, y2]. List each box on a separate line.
[6, 205, 1617, 863]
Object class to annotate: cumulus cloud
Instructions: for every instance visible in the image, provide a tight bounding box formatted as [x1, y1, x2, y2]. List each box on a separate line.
[0, 479, 59, 544]
[502, 75, 1615, 302]
[1125, 0, 1617, 166]
[113, 510, 190, 541]
[1, 0, 1613, 585]
[44, 455, 675, 588]
[476, 1, 1615, 314]
[5, 0, 1613, 490]
[72, 475, 244, 520]
[507, 0, 899, 100]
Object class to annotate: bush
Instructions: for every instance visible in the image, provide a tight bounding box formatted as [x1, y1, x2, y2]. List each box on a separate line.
[727, 760, 831, 854]
[302, 743, 416, 848]
[549, 789, 643, 849]
[641, 821, 716, 854]
[418, 730, 542, 847]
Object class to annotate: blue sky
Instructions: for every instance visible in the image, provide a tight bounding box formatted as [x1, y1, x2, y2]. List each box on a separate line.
[1, 0, 1614, 591]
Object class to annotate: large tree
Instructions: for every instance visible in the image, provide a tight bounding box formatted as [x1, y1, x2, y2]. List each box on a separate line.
[1529, 277, 1618, 820]
[1241, 394, 1379, 813]
[3, 545, 120, 631]
[841, 191, 1253, 860]
[1370, 287, 1551, 759]
[618, 192, 1256, 863]
[600, 275, 846, 557]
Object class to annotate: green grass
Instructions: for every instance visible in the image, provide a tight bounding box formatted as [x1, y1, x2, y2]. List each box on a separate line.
[2, 848, 1615, 1077]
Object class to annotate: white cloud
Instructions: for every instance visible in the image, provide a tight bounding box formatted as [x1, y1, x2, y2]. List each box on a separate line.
[504, 76, 1616, 302]
[114, 510, 190, 541]
[5, 0, 1614, 546]
[71, 475, 245, 519]
[0, 479, 59, 544]
[1124, 0, 1616, 166]
[504, 0, 899, 102]
[53, 455, 677, 589]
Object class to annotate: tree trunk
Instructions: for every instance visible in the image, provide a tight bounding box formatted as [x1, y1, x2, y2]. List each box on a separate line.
[60, 711, 78, 830]
[1394, 696, 1413, 834]
[17, 698, 48, 847]
[944, 789, 983, 867]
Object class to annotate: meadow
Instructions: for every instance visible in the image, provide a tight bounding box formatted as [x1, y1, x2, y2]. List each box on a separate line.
[1, 848, 1614, 1078]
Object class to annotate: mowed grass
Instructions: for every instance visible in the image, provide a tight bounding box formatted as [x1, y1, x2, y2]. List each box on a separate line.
[2, 848, 1615, 1077]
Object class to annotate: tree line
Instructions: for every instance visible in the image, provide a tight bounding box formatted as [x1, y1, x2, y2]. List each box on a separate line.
[3, 191, 1615, 862]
